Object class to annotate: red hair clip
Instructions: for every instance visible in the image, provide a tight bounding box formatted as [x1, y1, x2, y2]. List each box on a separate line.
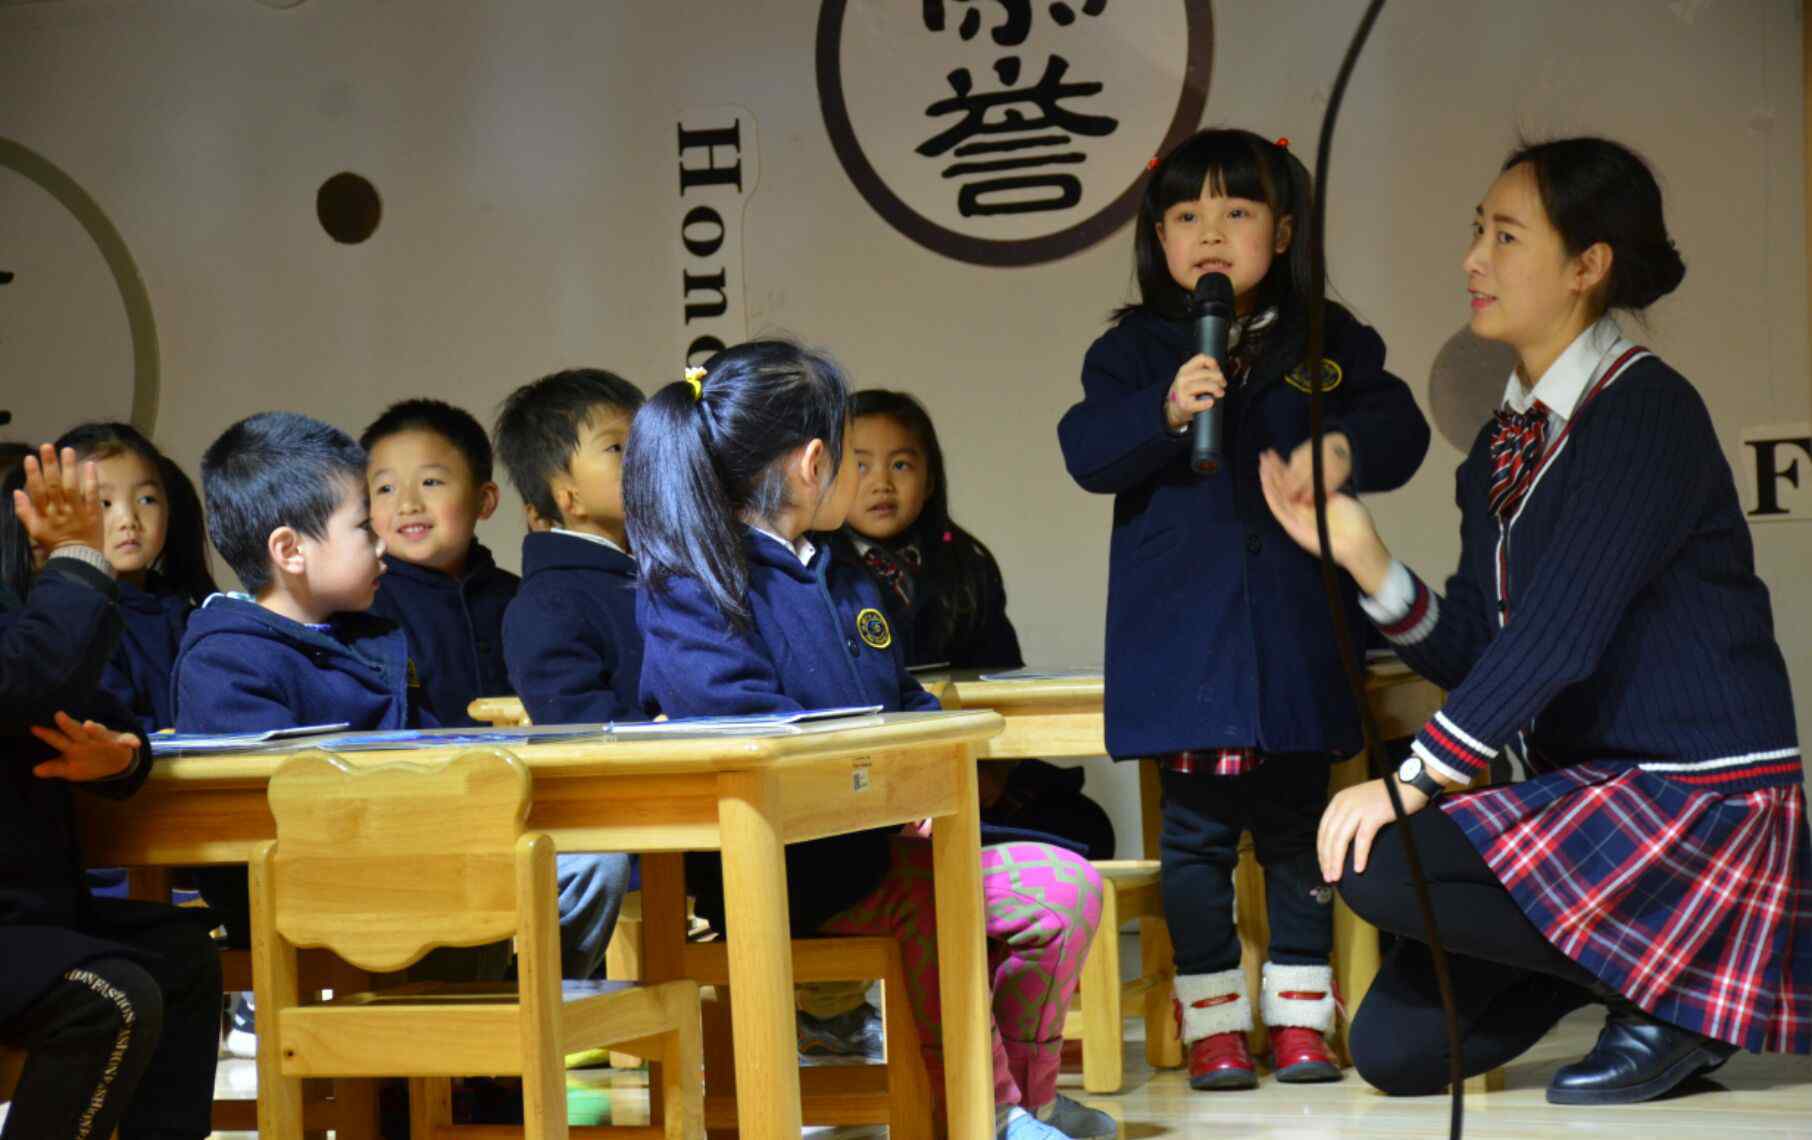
[1146, 155, 1160, 171]
[1275, 137, 1290, 149]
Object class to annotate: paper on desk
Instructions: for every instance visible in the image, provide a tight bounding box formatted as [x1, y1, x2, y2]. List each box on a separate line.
[976, 668, 1103, 682]
[148, 708, 892, 756]
[604, 706, 885, 737]
[148, 723, 352, 756]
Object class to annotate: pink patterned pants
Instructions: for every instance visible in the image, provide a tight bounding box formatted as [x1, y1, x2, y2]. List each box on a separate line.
[818, 837, 1104, 1109]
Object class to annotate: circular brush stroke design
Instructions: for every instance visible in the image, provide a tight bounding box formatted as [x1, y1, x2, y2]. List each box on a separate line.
[0, 137, 161, 435]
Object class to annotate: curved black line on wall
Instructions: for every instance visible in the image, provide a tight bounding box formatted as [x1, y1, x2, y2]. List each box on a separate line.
[0, 137, 161, 436]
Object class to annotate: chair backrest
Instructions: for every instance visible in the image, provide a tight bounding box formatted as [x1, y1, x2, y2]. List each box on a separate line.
[264, 748, 532, 973]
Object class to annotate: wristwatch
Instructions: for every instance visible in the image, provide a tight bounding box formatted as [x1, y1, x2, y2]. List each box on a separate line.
[1396, 753, 1445, 799]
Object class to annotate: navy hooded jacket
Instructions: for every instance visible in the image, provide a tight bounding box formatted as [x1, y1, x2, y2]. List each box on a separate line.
[368, 543, 518, 727]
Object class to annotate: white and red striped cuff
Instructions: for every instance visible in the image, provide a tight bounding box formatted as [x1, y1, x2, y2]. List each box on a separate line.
[1412, 711, 1494, 783]
[1360, 561, 1439, 646]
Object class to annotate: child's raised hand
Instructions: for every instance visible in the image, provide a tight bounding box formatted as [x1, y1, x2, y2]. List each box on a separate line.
[30, 711, 141, 782]
[1258, 450, 1391, 592]
[1164, 354, 1228, 431]
[13, 444, 103, 555]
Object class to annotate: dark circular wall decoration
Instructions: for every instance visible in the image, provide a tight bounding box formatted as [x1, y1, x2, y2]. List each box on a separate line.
[316, 172, 382, 244]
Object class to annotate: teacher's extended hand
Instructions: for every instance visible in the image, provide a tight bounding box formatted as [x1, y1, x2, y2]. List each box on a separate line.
[1318, 776, 1430, 883]
[1258, 449, 1394, 596]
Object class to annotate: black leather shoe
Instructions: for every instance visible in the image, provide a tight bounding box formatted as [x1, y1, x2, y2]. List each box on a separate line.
[1547, 1000, 1737, 1105]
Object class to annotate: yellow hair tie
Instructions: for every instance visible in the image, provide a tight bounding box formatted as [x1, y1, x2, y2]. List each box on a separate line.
[683, 365, 706, 401]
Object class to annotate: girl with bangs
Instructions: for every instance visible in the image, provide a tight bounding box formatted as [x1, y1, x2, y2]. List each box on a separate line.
[1059, 128, 1431, 1090]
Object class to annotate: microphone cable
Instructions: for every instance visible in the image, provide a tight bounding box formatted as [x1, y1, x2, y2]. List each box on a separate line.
[1301, 3, 1466, 1135]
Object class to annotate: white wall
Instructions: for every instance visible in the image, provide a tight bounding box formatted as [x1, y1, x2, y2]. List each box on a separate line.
[3, 0, 1807, 854]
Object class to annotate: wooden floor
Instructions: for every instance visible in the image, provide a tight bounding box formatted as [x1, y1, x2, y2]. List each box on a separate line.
[188, 1006, 1812, 1138]
[16, 935, 1794, 1138]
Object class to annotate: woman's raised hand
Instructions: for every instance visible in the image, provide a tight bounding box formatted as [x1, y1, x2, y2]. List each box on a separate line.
[1257, 449, 1393, 595]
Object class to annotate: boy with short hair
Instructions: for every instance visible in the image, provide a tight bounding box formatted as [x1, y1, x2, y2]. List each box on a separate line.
[177, 411, 481, 1055]
[494, 369, 647, 726]
[359, 398, 518, 728]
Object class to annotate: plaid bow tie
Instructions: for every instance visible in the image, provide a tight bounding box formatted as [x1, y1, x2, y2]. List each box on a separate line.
[861, 544, 916, 607]
[1488, 403, 1550, 520]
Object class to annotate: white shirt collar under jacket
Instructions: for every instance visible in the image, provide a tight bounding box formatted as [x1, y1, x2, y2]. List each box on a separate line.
[1500, 315, 1623, 430]
[751, 525, 815, 567]
[551, 527, 625, 555]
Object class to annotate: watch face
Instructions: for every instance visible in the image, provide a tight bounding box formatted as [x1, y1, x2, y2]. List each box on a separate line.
[1398, 756, 1420, 782]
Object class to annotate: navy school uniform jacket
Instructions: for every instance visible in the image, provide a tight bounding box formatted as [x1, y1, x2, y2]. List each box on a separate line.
[638, 529, 942, 934]
[502, 531, 644, 726]
[1058, 301, 1431, 759]
[97, 575, 194, 734]
[1, 559, 179, 1025]
[830, 528, 1026, 670]
[173, 593, 434, 737]
[1390, 354, 1800, 789]
[369, 543, 519, 727]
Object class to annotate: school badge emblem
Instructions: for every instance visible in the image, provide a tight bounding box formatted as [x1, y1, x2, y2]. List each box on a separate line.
[856, 608, 893, 650]
[1283, 358, 1343, 395]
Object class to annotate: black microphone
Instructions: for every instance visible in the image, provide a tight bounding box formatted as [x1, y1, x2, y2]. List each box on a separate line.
[1189, 271, 1235, 474]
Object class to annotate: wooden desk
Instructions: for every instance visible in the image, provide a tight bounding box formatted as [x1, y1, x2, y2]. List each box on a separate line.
[924, 663, 1441, 767]
[80, 711, 1005, 1140]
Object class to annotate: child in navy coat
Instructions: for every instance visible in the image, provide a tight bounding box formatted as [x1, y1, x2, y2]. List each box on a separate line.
[361, 399, 519, 728]
[488, 370, 648, 979]
[175, 413, 488, 1055]
[495, 371, 647, 726]
[1, 444, 220, 1139]
[1058, 129, 1430, 1089]
[628, 342, 1109, 1140]
[54, 422, 218, 737]
[839, 389, 1115, 860]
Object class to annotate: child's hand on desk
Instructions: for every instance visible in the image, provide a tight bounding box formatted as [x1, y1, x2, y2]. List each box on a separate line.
[13, 444, 102, 555]
[30, 711, 140, 782]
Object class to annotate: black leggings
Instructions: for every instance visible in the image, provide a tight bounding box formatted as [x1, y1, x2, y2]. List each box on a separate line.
[1, 919, 221, 1139]
[1338, 806, 1597, 1094]
[1159, 759, 1332, 974]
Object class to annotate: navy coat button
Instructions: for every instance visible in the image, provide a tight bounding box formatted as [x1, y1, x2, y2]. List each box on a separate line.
[1245, 532, 1262, 555]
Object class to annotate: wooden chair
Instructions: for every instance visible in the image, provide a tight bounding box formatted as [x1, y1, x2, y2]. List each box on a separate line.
[1061, 860, 1181, 1093]
[249, 748, 704, 1139]
[468, 695, 533, 727]
[679, 937, 932, 1136]
[123, 867, 386, 1137]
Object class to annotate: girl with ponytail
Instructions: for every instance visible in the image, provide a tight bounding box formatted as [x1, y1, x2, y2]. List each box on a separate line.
[627, 340, 1110, 1140]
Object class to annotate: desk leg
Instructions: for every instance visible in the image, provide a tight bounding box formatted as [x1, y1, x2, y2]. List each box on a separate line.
[125, 867, 172, 903]
[931, 747, 991, 1140]
[717, 770, 802, 1140]
[639, 853, 688, 1127]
